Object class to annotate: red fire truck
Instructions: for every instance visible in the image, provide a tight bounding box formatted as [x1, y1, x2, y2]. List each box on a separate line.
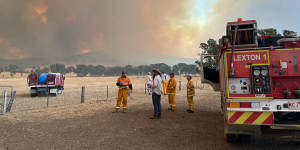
[27, 73, 65, 97]
[201, 18, 300, 142]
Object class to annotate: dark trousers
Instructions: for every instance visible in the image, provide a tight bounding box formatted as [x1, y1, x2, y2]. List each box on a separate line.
[152, 93, 162, 116]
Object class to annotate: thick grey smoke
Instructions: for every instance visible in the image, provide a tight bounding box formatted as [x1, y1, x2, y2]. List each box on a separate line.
[1, 0, 296, 65]
[0, 0, 199, 63]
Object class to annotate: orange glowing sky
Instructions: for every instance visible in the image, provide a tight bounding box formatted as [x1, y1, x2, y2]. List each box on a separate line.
[33, 3, 48, 24]
[33, 4, 48, 15]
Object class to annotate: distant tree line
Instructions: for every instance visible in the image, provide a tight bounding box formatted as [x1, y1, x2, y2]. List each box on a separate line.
[0, 63, 199, 77]
[0, 64, 25, 76]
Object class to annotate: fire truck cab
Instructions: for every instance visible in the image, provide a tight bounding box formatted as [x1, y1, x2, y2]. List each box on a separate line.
[201, 18, 300, 142]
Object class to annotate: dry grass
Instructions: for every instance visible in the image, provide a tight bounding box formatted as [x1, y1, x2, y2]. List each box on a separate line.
[0, 76, 296, 149]
[0, 76, 210, 113]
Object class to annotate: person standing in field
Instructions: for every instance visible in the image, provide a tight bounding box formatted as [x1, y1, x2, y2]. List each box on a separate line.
[162, 72, 169, 94]
[146, 72, 152, 95]
[186, 75, 195, 113]
[115, 72, 132, 113]
[167, 73, 177, 112]
[150, 69, 163, 119]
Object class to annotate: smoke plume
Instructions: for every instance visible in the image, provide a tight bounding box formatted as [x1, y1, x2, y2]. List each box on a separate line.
[0, 0, 298, 65]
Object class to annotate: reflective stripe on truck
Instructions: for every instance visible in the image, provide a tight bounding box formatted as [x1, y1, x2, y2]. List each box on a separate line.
[228, 111, 273, 125]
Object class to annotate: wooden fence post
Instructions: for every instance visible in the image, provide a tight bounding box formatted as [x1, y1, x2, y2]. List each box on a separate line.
[46, 87, 50, 108]
[81, 86, 85, 103]
[6, 91, 16, 112]
[3, 90, 7, 114]
[179, 81, 182, 91]
[107, 85, 109, 99]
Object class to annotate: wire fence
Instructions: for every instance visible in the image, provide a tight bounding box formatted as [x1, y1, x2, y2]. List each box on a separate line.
[10, 85, 119, 112]
[4, 77, 211, 113]
[0, 86, 16, 115]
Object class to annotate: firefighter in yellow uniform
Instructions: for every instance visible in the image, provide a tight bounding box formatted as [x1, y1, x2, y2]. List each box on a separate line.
[115, 72, 132, 112]
[162, 72, 169, 94]
[186, 75, 195, 113]
[167, 73, 177, 111]
[163, 79, 168, 94]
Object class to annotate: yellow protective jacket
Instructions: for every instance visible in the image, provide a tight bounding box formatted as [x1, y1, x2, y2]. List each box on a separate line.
[187, 80, 195, 96]
[167, 77, 177, 94]
[117, 76, 132, 90]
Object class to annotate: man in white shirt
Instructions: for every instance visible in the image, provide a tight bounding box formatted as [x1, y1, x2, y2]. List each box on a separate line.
[146, 72, 152, 95]
[151, 69, 163, 119]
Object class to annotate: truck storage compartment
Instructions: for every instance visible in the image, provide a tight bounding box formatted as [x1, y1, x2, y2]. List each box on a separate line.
[274, 112, 300, 124]
[226, 19, 258, 48]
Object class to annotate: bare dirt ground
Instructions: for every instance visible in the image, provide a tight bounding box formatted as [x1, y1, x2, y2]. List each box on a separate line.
[0, 77, 300, 150]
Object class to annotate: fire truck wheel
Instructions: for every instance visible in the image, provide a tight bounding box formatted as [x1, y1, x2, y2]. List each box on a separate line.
[50, 93, 57, 97]
[226, 134, 251, 144]
[30, 93, 38, 97]
[226, 134, 239, 143]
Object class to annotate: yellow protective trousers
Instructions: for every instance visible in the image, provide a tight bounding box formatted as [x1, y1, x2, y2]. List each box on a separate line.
[168, 94, 176, 110]
[187, 96, 194, 111]
[162, 80, 168, 94]
[115, 87, 129, 110]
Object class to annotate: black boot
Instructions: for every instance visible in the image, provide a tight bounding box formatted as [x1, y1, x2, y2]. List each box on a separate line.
[157, 113, 161, 119]
[150, 115, 158, 119]
[188, 110, 194, 113]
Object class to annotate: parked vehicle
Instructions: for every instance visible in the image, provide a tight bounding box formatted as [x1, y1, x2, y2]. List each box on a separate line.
[200, 18, 300, 142]
[27, 73, 65, 97]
